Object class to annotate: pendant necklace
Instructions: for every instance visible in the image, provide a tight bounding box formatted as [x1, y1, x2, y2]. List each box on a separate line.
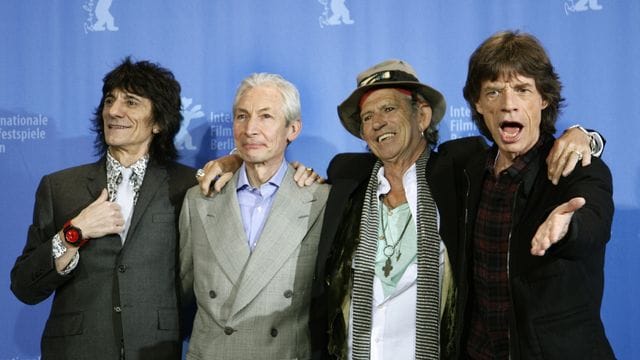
[380, 198, 412, 277]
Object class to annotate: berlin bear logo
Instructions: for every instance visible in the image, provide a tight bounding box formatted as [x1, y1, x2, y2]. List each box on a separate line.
[83, 0, 119, 33]
[175, 97, 205, 151]
[565, 0, 603, 14]
[319, 0, 355, 28]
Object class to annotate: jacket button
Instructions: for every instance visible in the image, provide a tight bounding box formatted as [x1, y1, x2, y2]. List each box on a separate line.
[270, 328, 278, 337]
[209, 290, 217, 299]
[118, 265, 127, 273]
[224, 327, 234, 335]
[113, 306, 122, 313]
[283, 289, 293, 298]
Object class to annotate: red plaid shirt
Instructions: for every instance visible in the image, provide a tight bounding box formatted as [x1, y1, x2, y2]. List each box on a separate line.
[466, 141, 542, 360]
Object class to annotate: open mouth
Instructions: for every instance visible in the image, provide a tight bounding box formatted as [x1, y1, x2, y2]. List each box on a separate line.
[377, 132, 395, 143]
[499, 121, 523, 142]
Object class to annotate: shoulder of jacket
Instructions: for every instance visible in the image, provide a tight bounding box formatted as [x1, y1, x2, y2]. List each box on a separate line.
[328, 152, 376, 182]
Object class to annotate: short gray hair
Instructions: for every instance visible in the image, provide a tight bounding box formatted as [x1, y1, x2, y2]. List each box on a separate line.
[233, 73, 301, 126]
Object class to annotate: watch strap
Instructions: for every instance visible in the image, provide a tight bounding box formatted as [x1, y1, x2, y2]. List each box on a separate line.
[63, 220, 89, 247]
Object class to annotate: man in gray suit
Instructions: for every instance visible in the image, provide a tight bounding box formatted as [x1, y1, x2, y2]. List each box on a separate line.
[179, 73, 329, 359]
[11, 58, 195, 359]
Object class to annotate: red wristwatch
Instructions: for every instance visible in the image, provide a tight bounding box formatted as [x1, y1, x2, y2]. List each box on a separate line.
[63, 220, 89, 247]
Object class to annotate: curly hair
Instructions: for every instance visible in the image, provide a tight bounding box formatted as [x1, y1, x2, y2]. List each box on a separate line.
[91, 56, 182, 164]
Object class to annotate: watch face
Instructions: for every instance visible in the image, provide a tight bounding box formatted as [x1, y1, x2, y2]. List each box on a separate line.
[64, 227, 81, 244]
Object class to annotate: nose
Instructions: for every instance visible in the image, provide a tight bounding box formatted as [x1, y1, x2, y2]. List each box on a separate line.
[244, 115, 260, 135]
[371, 112, 387, 131]
[107, 98, 125, 118]
[501, 88, 518, 112]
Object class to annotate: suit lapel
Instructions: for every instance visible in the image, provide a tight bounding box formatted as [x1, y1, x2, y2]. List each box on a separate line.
[230, 165, 320, 316]
[199, 171, 250, 283]
[124, 162, 168, 245]
[86, 159, 108, 200]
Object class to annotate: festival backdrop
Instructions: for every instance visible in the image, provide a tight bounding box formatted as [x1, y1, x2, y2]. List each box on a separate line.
[1, 1, 638, 358]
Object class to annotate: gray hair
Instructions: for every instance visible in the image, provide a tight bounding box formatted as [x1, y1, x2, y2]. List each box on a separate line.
[233, 73, 301, 126]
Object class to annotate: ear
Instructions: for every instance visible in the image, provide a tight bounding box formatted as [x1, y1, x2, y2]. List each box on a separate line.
[541, 98, 549, 110]
[475, 101, 485, 115]
[417, 102, 432, 131]
[286, 118, 302, 143]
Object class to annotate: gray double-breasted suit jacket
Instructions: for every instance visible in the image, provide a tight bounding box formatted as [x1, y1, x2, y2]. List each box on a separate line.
[10, 158, 196, 360]
[179, 164, 329, 360]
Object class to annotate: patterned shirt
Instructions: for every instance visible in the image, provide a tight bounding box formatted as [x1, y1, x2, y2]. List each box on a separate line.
[53, 153, 149, 274]
[467, 140, 543, 359]
[106, 152, 149, 204]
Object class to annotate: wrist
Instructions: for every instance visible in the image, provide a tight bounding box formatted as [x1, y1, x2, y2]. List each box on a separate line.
[568, 124, 601, 157]
[63, 220, 89, 248]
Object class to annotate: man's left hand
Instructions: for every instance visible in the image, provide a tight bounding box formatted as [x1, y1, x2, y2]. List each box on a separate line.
[546, 127, 592, 185]
[291, 161, 325, 186]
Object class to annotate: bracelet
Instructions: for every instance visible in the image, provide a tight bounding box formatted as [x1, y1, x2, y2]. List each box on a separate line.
[568, 124, 599, 156]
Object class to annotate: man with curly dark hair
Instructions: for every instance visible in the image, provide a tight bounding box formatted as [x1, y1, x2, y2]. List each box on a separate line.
[11, 57, 196, 359]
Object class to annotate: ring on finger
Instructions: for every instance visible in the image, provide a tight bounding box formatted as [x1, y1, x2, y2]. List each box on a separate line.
[195, 168, 205, 179]
[305, 167, 313, 172]
[572, 150, 583, 161]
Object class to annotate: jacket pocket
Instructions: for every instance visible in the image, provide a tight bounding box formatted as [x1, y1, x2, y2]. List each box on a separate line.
[43, 311, 84, 337]
[533, 305, 601, 360]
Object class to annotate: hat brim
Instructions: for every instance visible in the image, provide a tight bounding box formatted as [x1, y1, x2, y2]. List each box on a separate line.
[337, 81, 446, 139]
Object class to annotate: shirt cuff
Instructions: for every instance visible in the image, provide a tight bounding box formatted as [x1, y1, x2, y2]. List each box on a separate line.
[52, 233, 79, 275]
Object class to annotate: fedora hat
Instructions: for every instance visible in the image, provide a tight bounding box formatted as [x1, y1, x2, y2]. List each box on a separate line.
[337, 59, 446, 139]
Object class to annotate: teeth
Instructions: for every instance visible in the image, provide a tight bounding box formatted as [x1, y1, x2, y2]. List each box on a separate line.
[503, 131, 518, 139]
[378, 133, 394, 142]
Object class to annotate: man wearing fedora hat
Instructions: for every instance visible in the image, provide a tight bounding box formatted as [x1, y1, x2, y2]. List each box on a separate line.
[309, 58, 604, 360]
[195, 59, 603, 359]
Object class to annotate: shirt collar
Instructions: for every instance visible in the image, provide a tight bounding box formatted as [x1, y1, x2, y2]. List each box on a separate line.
[106, 151, 149, 201]
[107, 152, 149, 179]
[236, 159, 288, 195]
[375, 163, 417, 199]
[486, 136, 547, 180]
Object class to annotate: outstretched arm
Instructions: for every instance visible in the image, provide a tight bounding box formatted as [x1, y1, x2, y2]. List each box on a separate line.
[530, 197, 585, 256]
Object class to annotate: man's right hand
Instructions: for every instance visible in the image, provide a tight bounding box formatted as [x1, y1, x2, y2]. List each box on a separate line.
[71, 189, 125, 238]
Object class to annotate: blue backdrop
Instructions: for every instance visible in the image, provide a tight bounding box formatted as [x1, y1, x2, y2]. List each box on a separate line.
[1, 1, 638, 358]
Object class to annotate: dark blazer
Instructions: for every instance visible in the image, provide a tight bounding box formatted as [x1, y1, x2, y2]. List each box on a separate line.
[311, 137, 488, 360]
[461, 135, 615, 359]
[11, 158, 195, 360]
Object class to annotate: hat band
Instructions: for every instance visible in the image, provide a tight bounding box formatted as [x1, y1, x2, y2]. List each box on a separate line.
[359, 88, 412, 108]
[358, 70, 419, 87]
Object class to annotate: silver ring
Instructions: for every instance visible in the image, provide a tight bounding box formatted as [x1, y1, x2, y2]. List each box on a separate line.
[305, 167, 313, 172]
[573, 150, 583, 161]
[195, 168, 205, 179]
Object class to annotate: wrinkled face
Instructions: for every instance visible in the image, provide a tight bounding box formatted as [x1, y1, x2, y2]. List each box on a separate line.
[233, 85, 300, 167]
[102, 88, 157, 157]
[359, 88, 431, 166]
[475, 74, 548, 160]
